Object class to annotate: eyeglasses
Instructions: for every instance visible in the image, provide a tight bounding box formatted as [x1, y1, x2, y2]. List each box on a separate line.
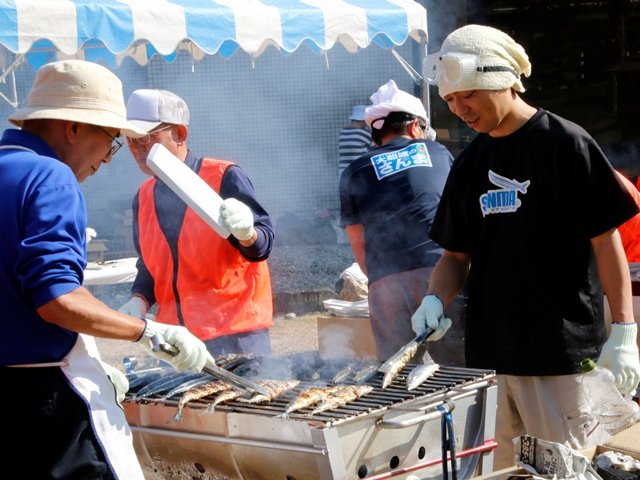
[97, 126, 123, 158]
[126, 124, 174, 146]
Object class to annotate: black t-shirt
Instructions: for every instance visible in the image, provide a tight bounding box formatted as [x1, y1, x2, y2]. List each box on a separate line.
[340, 137, 454, 284]
[431, 109, 639, 375]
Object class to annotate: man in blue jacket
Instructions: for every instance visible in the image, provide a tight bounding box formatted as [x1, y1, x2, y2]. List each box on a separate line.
[0, 60, 213, 479]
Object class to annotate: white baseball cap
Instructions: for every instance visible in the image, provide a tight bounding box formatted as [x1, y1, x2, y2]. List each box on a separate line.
[125, 89, 190, 132]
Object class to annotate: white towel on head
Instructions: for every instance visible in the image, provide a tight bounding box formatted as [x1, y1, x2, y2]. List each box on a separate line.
[437, 24, 531, 98]
[364, 80, 428, 129]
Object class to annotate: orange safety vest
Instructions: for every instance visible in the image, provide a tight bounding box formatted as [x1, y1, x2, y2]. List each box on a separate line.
[615, 171, 640, 263]
[137, 158, 273, 340]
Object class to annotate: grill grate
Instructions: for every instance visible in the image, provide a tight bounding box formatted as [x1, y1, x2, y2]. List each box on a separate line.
[125, 357, 494, 425]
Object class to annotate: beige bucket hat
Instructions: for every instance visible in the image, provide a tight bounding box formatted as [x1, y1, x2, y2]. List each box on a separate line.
[8, 60, 145, 138]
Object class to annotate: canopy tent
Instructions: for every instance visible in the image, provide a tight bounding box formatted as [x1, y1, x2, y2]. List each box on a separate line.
[0, 0, 428, 106]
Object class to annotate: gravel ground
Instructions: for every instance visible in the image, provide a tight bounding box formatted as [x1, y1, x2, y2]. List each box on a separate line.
[264, 243, 356, 293]
[96, 243, 355, 368]
[95, 243, 356, 309]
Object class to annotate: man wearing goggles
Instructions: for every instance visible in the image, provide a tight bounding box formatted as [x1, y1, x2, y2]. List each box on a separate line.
[339, 80, 465, 367]
[411, 24, 640, 468]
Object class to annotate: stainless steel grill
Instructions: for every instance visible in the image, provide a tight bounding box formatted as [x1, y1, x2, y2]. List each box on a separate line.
[123, 355, 498, 480]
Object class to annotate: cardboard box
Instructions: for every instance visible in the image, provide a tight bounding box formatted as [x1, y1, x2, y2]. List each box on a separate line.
[472, 422, 640, 480]
[316, 316, 377, 360]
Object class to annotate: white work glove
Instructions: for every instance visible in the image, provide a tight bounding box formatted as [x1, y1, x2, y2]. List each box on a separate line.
[220, 198, 255, 241]
[85, 227, 97, 244]
[596, 323, 640, 396]
[102, 362, 129, 403]
[411, 294, 452, 341]
[118, 296, 148, 319]
[135, 319, 214, 373]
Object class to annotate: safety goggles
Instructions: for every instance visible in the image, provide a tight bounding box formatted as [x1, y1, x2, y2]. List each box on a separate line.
[422, 51, 519, 86]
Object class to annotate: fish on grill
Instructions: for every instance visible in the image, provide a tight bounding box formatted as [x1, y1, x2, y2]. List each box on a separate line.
[309, 385, 373, 416]
[379, 328, 433, 389]
[381, 345, 418, 389]
[331, 360, 364, 385]
[134, 371, 204, 401]
[237, 379, 300, 404]
[162, 376, 213, 400]
[203, 388, 246, 413]
[214, 353, 256, 370]
[311, 359, 351, 382]
[127, 367, 171, 393]
[406, 353, 440, 391]
[352, 361, 382, 385]
[168, 380, 232, 424]
[281, 385, 343, 418]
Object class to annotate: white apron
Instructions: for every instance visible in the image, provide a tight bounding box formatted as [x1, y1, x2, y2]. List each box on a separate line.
[61, 334, 145, 480]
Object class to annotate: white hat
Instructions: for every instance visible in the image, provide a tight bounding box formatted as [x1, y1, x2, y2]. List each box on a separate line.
[349, 105, 367, 121]
[364, 80, 428, 129]
[126, 89, 190, 132]
[8, 60, 145, 138]
[435, 24, 531, 98]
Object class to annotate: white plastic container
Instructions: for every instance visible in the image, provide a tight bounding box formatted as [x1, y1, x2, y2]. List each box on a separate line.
[581, 358, 640, 435]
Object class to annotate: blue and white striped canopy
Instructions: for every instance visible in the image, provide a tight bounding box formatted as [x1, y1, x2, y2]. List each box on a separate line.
[0, 0, 428, 69]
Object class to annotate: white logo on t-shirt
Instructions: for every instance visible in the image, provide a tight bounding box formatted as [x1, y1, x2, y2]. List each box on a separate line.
[479, 170, 530, 217]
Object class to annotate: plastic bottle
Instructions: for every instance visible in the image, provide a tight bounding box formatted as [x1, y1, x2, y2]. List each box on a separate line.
[580, 358, 640, 435]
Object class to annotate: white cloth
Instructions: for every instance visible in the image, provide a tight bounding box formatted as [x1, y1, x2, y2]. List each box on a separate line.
[84, 257, 138, 286]
[63, 334, 144, 479]
[364, 80, 428, 128]
[85, 228, 97, 243]
[340, 262, 368, 284]
[437, 24, 531, 98]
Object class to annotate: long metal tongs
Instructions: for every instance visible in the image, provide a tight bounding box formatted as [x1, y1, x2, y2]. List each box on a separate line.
[379, 328, 434, 373]
[150, 335, 269, 397]
[377, 328, 434, 388]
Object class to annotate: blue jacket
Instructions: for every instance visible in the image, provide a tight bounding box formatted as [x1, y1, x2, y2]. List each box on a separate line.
[0, 129, 86, 365]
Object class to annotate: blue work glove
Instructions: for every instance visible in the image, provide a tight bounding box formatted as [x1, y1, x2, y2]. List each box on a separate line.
[102, 362, 129, 403]
[411, 294, 452, 341]
[135, 319, 214, 373]
[596, 323, 640, 396]
[220, 198, 255, 241]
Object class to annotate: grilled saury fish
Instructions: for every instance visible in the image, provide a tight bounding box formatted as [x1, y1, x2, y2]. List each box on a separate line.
[281, 385, 343, 417]
[309, 385, 373, 416]
[237, 379, 300, 404]
[168, 380, 231, 424]
[379, 328, 433, 389]
[406, 362, 440, 391]
[381, 343, 419, 389]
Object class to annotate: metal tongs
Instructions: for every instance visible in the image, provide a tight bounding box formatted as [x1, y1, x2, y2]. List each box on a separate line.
[150, 334, 269, 397]
[378, 327, 434, 389]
